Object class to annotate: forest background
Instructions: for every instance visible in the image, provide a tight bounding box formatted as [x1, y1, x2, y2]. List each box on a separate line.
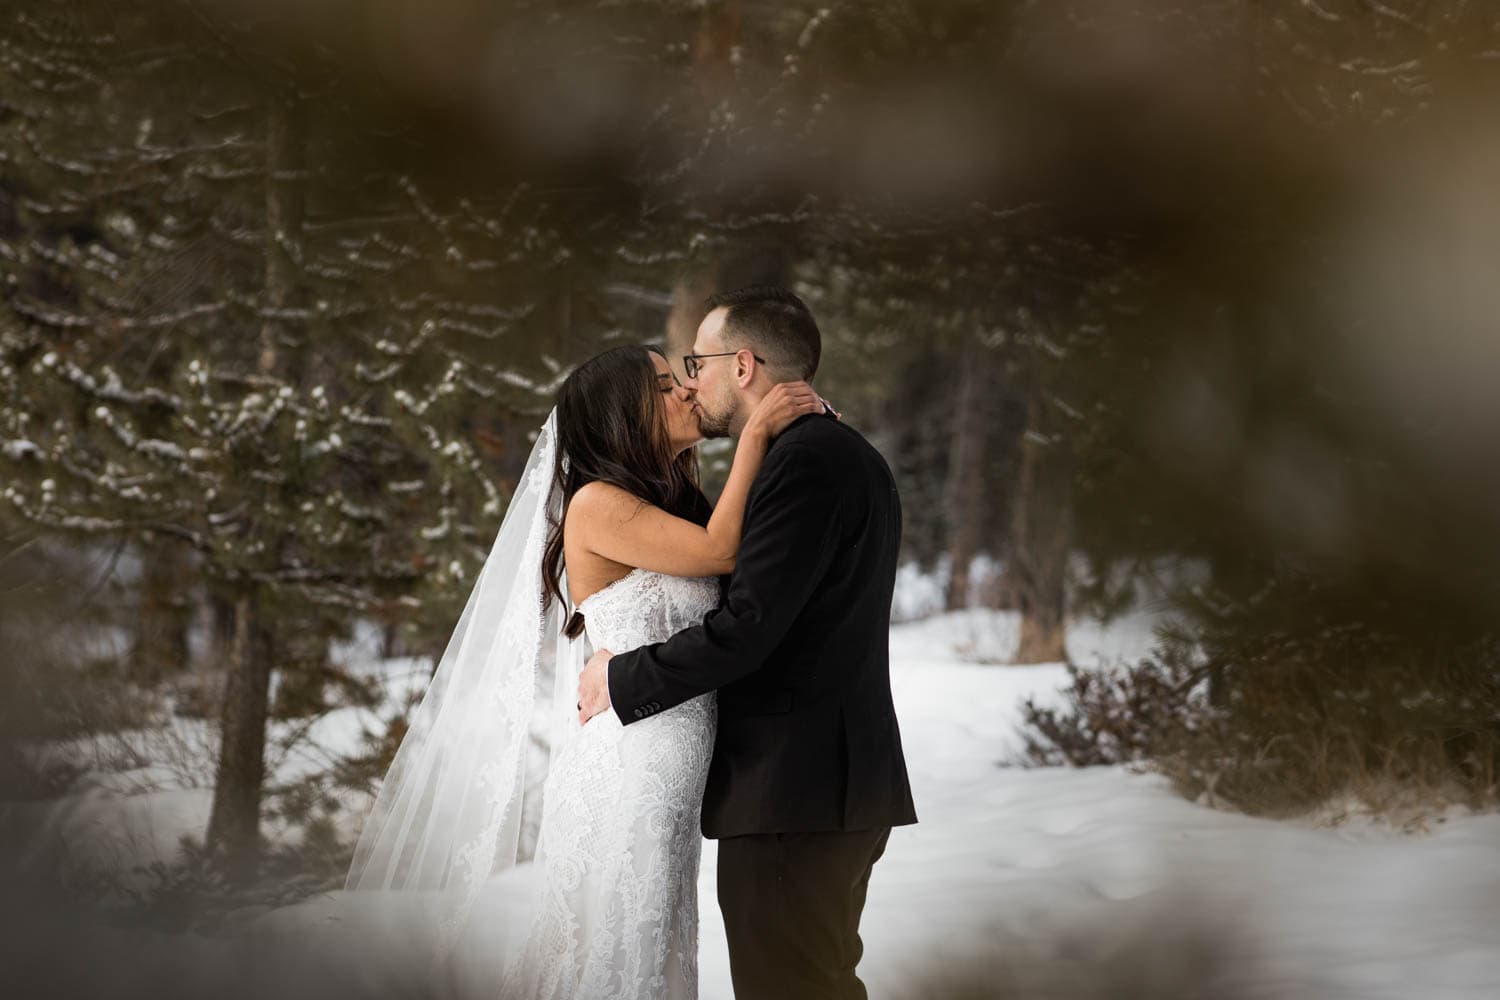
[2, 0, 1498, 913]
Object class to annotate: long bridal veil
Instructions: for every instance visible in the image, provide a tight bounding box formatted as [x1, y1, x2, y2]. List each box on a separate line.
[343, 407, 586, 967]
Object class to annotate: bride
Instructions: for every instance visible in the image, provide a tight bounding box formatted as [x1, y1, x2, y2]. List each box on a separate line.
[339, 344, 824, 999]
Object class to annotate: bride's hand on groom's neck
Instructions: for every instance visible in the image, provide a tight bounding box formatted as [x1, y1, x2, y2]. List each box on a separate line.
[744, 381, 825, 441]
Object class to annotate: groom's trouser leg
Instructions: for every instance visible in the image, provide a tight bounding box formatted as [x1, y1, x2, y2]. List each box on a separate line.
[717, 827, 891, 1000]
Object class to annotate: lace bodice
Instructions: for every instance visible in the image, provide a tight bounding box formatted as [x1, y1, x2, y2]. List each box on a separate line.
[501, 566, 721, 999]
[577, 568, 720, 654]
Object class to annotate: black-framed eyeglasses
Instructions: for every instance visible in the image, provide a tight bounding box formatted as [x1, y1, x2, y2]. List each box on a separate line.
[682, 351, 765, 380]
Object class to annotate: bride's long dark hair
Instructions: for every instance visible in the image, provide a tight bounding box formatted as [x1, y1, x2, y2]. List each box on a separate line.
[541, 345, 710, 632]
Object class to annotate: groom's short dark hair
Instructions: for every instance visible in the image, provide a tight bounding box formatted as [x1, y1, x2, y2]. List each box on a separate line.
[705, 285, 821, 381]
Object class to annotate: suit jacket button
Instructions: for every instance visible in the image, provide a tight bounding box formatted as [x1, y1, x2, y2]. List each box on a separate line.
[633, 708, 644, 719]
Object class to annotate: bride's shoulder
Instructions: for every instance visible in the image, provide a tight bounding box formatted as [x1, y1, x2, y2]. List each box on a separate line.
[571, 480, 644, 508]
[568, 481, 651, 528]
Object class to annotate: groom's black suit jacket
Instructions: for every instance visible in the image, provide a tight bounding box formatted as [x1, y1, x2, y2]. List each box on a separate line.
[608, 411, 918, 839]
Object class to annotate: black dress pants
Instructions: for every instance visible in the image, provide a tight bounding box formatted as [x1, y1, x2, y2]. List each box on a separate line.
[716, 826, 891, 1000]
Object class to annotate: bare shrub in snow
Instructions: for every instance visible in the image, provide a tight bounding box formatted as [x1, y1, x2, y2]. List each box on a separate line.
[1020, 576, 1500, 818]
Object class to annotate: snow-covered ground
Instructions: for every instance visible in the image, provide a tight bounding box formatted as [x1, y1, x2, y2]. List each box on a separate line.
[4, 606, 1498, 998]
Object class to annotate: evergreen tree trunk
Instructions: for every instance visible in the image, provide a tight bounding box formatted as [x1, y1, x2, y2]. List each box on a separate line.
[944, 337, 988, 610]
[666, 0, 795, 374]
[129, 535, 193, 684]
[990, 527, 1021, 610]
[690, 0, 740, 106]
[258, 98, 306, 375]
[208, 587, 237, 665]
[205, 96, 305, 875]
[205, 588, 271, 875]
[662, 0, 737, 372]
[666, 269, 718, 361]
[1010, 384, 1071, 664]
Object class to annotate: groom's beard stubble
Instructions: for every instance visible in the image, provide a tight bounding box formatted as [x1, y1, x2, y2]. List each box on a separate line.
[695, 400, 733, 440]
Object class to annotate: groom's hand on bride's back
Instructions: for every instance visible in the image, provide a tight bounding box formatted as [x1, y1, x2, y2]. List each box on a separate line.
[578, 648, 614, 725]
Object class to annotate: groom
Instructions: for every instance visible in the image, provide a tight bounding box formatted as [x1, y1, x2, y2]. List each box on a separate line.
[578, 285, 917, 999]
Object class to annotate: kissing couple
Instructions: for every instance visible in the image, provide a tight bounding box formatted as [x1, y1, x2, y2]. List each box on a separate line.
[346, 285, 917, 999]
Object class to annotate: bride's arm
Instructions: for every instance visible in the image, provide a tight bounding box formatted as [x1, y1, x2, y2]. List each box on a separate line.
[570, 382, 824, 578]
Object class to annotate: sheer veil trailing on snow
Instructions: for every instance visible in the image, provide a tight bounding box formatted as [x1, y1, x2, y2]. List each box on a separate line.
[344, 408, 586, 964]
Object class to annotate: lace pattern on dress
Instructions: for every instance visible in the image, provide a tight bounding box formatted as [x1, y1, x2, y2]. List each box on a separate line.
[500, 568, 720, 1000]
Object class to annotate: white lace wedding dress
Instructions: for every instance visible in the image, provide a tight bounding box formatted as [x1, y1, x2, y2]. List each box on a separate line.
[499, 566, 720, 1000]
[243, 566, 720, 1000]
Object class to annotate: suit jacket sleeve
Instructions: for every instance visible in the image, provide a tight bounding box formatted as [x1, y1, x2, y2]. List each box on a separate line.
[607, 439, 841, 724]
